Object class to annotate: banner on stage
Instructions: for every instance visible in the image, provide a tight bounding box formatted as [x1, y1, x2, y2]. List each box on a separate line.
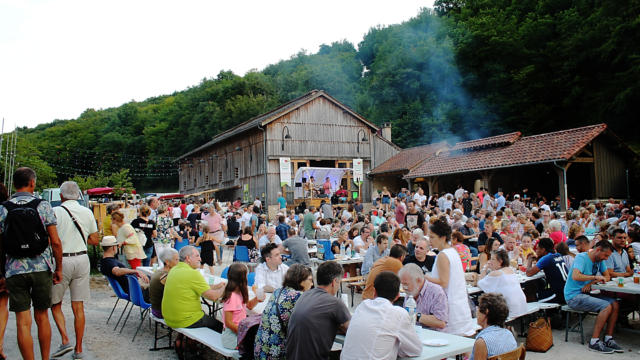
[279, 157, 292, 187]
[353, 158, 363, 185]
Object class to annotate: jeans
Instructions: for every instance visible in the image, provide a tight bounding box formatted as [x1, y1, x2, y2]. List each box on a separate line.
[142, 246, 154, 267]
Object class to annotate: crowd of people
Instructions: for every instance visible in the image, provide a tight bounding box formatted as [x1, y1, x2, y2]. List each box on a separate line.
[1, 165, 639, 359]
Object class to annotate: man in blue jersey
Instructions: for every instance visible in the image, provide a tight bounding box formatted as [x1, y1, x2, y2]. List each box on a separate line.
[526, 238, 567, 304]
[563, 240, 621, 354]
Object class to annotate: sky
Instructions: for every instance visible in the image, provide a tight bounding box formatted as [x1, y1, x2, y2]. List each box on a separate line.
[0, 0, 433, 130]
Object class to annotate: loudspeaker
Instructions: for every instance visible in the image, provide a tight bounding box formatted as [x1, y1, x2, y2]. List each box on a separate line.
[302, 177, 307, 183]
[295, 182, 302, 188]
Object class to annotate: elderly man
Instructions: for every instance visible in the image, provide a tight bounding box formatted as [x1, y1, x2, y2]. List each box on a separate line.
[149, 248, 179, 319]
[403, 238, 435, 273]
[287, 261, 350, 359]
[363, 244, 407, 300]
[361, 234, 390, 275]
[162, 246, 224, 331]
[342, 271, 421, 359]
[511, 194, 526, 215]
[258, 225, 282, 248]
[50, 181, 100, 359]
[399, 263, 448, 330]
[100, 236, 149, 296]
[564, 240, 622, 353]
[255, 243, 289, 292]
[281, 227, 311, 266]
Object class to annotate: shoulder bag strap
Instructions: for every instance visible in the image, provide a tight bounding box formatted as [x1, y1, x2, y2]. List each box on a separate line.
[61, 205, 86, 245]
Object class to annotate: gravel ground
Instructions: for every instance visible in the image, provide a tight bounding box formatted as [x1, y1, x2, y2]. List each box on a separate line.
[3, 265, 640, 360]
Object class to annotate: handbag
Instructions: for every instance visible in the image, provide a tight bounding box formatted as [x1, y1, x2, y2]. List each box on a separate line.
[525, 317, 553, 352]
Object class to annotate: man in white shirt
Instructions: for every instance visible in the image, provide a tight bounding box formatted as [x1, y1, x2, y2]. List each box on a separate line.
[258, 226, 282, 248]
[147, 197, 159, 221]
[50, 181, 100, 359]
[254, 244, 289, 292]
[240, 206, 252, 229]
[499, 236, 520, 261]
[341, 271, 422, 360]
[253, 196, 262, 210]
[412, 188, 426, 207]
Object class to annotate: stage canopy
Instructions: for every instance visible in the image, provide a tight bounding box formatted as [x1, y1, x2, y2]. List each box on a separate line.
[293, 167, 352, 199]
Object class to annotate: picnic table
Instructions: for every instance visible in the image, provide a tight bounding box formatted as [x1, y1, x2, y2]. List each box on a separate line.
[593, 277, 640, 294]
[335, 327, 475, 360]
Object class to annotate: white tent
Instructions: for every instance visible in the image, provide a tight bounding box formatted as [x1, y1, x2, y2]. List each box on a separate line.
[293, 167, 352, 199]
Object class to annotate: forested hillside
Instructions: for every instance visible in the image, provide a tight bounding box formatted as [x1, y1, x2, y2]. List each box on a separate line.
[10, 1, 640, 191]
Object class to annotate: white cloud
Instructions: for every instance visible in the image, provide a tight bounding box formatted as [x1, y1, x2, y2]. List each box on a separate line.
[0, 0, 432, 128]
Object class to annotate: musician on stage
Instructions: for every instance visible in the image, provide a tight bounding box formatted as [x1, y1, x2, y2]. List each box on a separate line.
[322, 177, 332, 197]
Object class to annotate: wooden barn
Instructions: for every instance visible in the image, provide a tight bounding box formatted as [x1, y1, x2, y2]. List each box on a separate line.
[176, 90, 400, 212]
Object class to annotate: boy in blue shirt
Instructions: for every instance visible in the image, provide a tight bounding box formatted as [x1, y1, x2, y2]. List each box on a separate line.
[564, 240, 621, 353]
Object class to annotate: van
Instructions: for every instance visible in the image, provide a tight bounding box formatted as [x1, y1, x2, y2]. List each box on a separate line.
[41, 188, 89, 208]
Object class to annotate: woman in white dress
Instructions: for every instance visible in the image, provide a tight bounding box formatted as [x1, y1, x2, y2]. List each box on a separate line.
[426, 219, 477, 336]
[477, 249, 527, 319]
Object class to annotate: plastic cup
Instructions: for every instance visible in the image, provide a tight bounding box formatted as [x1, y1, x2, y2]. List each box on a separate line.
[634, 275, 639, 284]
[256, 287, 266, 301]
[152, 263, 158, 272]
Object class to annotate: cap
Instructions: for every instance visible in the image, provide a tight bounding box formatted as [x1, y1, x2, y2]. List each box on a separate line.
[101, 235, 118, 247]
[514, 194, 520, 199]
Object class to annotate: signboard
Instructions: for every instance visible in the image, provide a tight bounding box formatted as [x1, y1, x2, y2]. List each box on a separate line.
[279, 157, 292, 187]
[243, 184, 250, 202]
[353, 158, 363, 185]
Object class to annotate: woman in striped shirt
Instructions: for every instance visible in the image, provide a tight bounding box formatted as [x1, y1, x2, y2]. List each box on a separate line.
[471, 293, 517, 360]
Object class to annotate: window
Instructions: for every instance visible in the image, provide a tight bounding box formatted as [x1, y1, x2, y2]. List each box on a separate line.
[218, 171, 222, 183]
[234, 167, 239, 179]
[183, 180, 186, 190]
[205, 175, 209, 185]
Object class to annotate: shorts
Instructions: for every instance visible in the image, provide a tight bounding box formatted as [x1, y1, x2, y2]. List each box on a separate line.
[382, 197, 390, 204]
[128, 258, 142, 269]
[6, 271, 52, 312]
[51, 254, 91, 304]
[567, 293, 616, 313]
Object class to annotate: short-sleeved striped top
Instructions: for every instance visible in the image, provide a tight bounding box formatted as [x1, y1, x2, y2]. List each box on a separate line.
[471, 325, 517, 360]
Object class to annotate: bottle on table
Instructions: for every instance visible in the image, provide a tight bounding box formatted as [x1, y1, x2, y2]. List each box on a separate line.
[340, 243, 345, 257]
[405, 296, 417, 324]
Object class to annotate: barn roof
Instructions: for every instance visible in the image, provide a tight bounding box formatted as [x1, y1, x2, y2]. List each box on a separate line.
[406, 124, 609, 178]
[177, 90, 383, 160]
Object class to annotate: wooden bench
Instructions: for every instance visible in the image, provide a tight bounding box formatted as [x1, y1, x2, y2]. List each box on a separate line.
[149, 313, 173, 351]
[174, 327, 240, 359]
[561, 305, 599, 344]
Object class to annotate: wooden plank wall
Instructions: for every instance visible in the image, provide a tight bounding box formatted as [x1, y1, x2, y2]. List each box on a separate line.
[593, 138, 627, 198]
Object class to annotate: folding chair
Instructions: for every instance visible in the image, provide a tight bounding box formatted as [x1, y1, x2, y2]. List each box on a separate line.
[105, 276, 130, 331]
[247, 272, 256, 287]
[234, 245, 251, 262]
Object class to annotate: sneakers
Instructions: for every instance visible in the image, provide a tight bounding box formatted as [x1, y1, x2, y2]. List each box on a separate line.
[588, 340, 614, 354]
[72, 352, 85, 359]
[51, 343, 73, 357]
[604, 338, 624, 353]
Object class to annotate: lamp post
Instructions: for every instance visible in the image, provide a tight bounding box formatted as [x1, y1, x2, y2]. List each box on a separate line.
[282, 126, 292, 151]
[357, 129, 368, 153]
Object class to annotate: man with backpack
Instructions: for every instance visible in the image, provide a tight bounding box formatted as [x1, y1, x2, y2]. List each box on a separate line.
[0, 167, 63, 360]
[50, 181, 99, 359]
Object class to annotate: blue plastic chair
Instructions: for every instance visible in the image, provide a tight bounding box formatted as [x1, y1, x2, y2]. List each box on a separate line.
[318, 240, 334, 260]
[234, 246, 251, 262]
[105, 276, 130, 331]
[121, 275, 152, 342]
[221, 266, 230, 279]
[247, 272, 256, 287]
[174, 238, 189, 251]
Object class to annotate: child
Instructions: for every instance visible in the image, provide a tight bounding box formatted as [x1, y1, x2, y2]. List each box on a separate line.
[221, 263, 263, 349]
[195, 224, 216, 275]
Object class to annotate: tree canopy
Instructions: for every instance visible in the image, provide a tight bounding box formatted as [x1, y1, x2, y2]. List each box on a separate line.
[5, 2, 638, 191]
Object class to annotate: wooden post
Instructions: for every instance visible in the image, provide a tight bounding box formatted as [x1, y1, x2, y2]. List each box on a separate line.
[553, 163, 569, 211]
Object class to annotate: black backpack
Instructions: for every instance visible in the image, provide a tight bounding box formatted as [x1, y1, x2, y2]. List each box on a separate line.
[2, 199, 49, 258]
